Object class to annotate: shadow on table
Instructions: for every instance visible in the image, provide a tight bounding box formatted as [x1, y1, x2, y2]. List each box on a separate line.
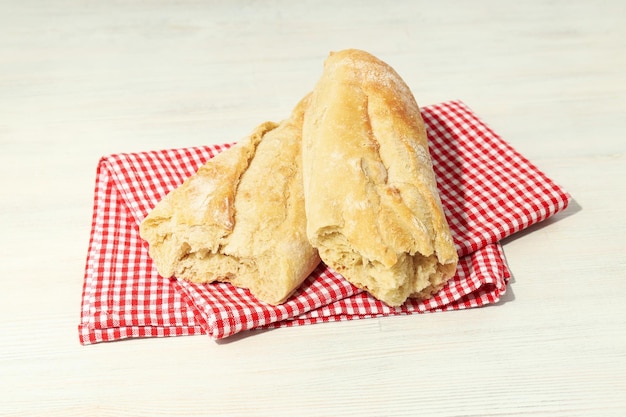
[494, 198, 582, 307]
[500, 198, 581, 247]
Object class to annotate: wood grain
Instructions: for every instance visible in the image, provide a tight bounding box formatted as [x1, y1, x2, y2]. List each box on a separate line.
[1, 0, 625, 415]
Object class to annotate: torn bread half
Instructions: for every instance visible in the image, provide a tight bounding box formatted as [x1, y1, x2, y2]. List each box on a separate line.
[302, 49, 458, 306]
[140, 95, 320, 305]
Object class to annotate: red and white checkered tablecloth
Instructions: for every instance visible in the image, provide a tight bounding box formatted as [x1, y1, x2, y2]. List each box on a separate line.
[78, 100, 570, 343]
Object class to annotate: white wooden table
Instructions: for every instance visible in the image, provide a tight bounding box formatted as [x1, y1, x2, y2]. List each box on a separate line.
[2, 1, 625, 415]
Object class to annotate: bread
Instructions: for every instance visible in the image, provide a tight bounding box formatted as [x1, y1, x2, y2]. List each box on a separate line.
[140, 95, 320, 305]
[140, 49, 457, 308]
[302, 49, 458, 306]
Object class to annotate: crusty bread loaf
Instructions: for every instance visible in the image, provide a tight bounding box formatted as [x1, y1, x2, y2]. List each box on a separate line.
[302, 49, 458, 306]
[140, 95, 320, 305]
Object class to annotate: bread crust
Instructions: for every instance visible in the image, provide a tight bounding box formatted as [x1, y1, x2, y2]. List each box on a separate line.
[140, 95, 320, 305]
[302, 49, 458, 306]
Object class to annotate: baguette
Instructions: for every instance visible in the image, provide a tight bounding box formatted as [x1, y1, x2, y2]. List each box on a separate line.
[140, 95, 320, 305]
[302, 49, 458, 306]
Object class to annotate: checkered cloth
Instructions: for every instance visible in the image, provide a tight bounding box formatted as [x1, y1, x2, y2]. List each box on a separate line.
[79, 100, 570, 343]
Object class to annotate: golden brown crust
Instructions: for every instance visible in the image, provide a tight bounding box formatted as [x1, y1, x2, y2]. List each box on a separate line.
[302, 49, 458, 306]
[140, 95, 320, 305]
